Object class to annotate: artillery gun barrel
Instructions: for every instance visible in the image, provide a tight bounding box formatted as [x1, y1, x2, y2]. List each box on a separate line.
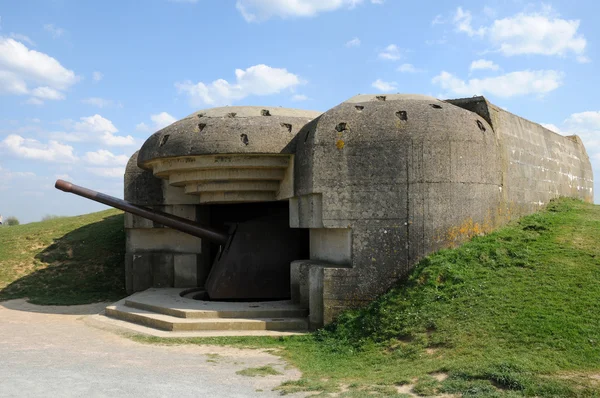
[54, 179, 229, 245]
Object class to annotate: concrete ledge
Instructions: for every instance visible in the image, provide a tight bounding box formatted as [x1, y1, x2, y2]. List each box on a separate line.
[124, 288, 308, 319]
[106, 301, 308, 332]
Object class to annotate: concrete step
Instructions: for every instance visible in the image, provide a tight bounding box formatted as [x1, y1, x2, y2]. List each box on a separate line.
[105, 301, 308, 332]
[124, 288, 308, 319]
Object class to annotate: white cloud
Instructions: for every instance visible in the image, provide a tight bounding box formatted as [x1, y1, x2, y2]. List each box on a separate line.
[371, 79, 397, 92]
[176, 64, 302, 107]
[432, 70, 563, 98]
[150, 112, 177, 130]
[0, 70, 28, 95]
[470, 59, 500, 71]
[55, 173, 72, 180]
[86, 167, 125, 178]
[0, 38, 78, 100]
[540, 123, 561, 133]
[0, 135, 77, 163]
[346, 37, 361, 47]
[100, 133, 135, 146]
[0, 166, 36, 179]
[453, 7, 486, 37]
[92, 71, 103, 82]
[9, 33, 35, 46]
[291, 94, 309, 101]
[135, 112, 178, 134]
[236, 0, 367, 22]
[74, 114, 118, 134]
[24, 97, 44, 106]
[81, 97, 117, 108]
[53, 114, 135, 147]
[44, 24, 65, 38]
[84, 149, 129, 166]
[136, 122, 150, 132]
[31, 86, 65, 100]
[565, 112, 600, 133]
[454, 6, 588, 61]
[397, 63, 422, 73]
[489, 11, 586, 58]
[378, 44, 401, 60]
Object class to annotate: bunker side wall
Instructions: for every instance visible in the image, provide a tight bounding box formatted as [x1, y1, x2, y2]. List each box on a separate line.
[124, 152, 210, 293]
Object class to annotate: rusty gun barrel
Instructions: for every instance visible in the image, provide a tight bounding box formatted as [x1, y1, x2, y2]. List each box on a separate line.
[55, 179, 229, 245]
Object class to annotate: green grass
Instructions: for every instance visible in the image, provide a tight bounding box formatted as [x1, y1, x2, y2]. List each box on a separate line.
[0, 209, 127, 305]
[236, 365, 283, 377]
[132, 198, 600, 397]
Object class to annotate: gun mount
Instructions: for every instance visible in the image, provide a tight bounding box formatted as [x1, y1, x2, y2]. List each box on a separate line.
[55, 179, 308, 300]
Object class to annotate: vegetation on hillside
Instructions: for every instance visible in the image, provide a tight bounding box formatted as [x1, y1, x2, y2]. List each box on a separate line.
[137, 198, 600, 397]
[0, 209, 126, 305]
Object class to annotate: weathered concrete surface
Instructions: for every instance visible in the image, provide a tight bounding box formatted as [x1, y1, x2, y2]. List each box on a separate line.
[0, 299, 305, 398]
[137, 106, 322, 168]
[124, 154, 211, 293]
[293, 93, 593, 326]
[448, 96, 594, 208]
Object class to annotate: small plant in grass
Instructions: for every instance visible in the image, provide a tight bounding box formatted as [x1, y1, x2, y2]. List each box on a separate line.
[236, 366, 282, 377]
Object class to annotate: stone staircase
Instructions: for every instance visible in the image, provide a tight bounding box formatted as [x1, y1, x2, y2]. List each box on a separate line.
[98, 288, 309, 336]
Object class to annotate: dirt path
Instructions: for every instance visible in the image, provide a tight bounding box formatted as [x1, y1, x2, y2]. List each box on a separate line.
[0, 299, 305, 398]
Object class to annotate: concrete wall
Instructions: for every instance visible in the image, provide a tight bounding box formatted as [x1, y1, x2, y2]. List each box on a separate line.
[291, 94, 593, 328]
[123, 152, 210, 293]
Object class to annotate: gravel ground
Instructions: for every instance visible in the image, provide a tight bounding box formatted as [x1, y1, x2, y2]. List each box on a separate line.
[0, 299, 305, 398]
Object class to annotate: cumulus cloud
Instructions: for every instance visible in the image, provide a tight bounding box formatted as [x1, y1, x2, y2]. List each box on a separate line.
[74, 114, 118, 134]
[0, 37, 78, 102]
[0, 135, 77, 163]
[432, 70, 563, 98]
[236, 0, 370, 22]
[84, 149, 129, 166]
[453, 6, 588, 61]
[470, 59, 500, 71]
[9, 33, 35, 46]
[378, 44, 401, 60]
[346, 37, 361, 47]
[31, 86, 65, 100]
[135, 112, 178, 134]
[453, 7, 486, 37]
[52, 114, 135, 146]
[151, 112, 177, 129]
[176, 64, 302, 107]
[371, 79, 397, 92]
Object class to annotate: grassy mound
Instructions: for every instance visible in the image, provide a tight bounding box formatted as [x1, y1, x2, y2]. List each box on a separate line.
[137, 198, 600, 397]
[0, 209, 126, 305]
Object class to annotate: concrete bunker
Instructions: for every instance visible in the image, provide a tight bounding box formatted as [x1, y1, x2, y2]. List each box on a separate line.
[123, 106, 321, 302]
[56, 94, 593, 332]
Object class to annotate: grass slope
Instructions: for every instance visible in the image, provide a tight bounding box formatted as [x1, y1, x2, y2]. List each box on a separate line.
[136, 198, 600, 397]
[0, 209, 126, 305]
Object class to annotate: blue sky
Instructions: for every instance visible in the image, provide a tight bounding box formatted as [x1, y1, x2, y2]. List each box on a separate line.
[0, 0, 598, 223]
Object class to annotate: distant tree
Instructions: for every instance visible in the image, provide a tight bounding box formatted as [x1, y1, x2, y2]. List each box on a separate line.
[6, 216, 20, 226]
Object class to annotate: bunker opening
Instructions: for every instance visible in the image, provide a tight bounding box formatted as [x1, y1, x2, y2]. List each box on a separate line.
[54, 179, 309, 303]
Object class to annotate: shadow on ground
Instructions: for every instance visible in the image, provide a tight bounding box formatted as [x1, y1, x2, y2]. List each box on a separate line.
[0, 214, 127, 309]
